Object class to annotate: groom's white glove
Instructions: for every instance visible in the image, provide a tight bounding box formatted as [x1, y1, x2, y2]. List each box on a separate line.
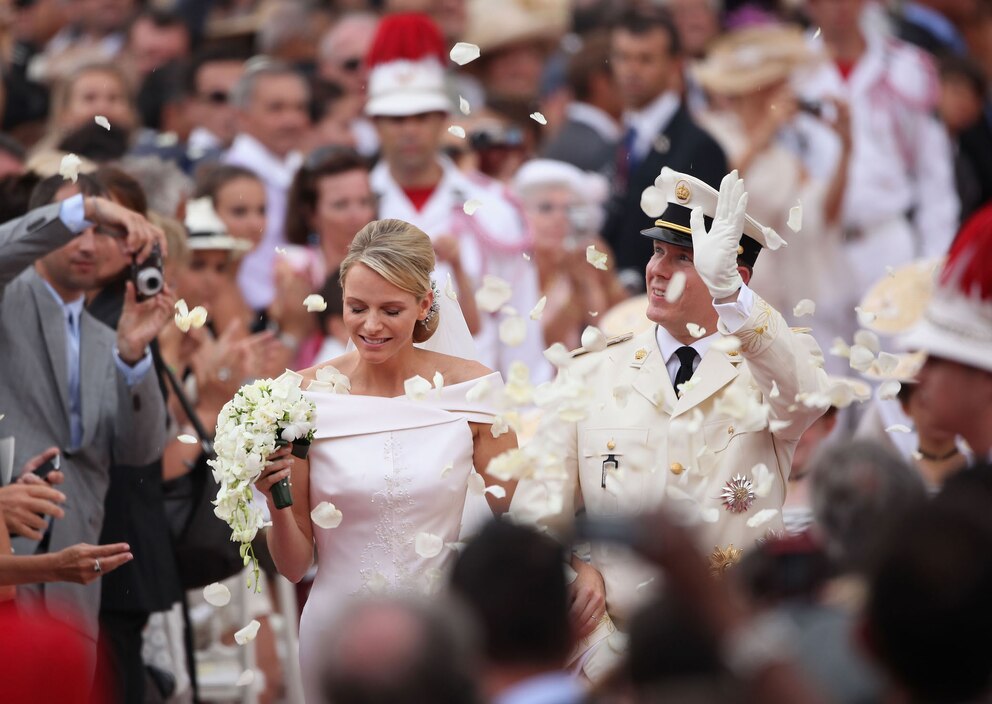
[689, 170, 749, 300]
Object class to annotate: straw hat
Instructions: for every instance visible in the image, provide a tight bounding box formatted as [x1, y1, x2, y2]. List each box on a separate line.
[184, 197, 251, 254]
[858, 258, 943, 335]
[463, 0, 568, 56]
[692, 24, 818, 96]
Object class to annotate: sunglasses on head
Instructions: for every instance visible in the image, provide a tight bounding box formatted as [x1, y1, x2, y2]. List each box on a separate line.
[201, 90, 229, 105]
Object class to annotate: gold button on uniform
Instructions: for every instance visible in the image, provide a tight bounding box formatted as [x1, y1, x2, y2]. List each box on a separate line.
[670, 462, 684, 475]
[727, 426, 735, 435]
[634, 348, 647, 361]
[607, 439, 616, 451]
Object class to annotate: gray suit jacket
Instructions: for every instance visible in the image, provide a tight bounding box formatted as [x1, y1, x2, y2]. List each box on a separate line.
[541, 118, 618, 174]
[0, 203, 167, 640]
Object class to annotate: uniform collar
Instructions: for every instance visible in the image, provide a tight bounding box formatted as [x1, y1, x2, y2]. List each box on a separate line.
[655, 323, 716, 365]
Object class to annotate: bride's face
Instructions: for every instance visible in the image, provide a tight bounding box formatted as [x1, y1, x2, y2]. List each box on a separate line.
[343, 263, 430, 360]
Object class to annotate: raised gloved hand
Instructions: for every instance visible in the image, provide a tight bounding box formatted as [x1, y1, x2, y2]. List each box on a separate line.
[689, 170, 748, 300]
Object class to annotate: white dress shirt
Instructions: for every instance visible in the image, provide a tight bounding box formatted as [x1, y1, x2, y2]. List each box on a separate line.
[623, 90, 680, 162]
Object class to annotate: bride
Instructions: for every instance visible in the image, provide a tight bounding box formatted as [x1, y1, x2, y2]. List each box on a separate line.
[254, 219, 517, 700]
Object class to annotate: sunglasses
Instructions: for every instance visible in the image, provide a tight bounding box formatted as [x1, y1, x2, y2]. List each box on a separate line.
[200, 90, 229, 105]
[339, 57, 362, 73]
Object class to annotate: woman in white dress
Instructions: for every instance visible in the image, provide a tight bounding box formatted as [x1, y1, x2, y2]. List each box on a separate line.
[254, 219, 517, 701]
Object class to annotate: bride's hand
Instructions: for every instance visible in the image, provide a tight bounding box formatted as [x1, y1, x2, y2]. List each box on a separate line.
[256, 446, 294, 499]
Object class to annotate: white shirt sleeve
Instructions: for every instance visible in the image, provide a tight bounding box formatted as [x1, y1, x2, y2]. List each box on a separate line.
[58, 193, 93, 234]
[712, 283, 755, 334]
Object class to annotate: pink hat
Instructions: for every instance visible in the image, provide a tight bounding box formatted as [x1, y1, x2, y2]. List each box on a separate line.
[900, 204, 992, 373]
[364, 14, 451, 117]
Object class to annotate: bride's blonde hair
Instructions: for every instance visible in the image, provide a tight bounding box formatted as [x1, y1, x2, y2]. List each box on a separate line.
[340, 219, 439, 343]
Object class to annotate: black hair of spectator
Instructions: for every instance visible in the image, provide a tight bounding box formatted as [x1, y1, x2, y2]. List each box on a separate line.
[193, 162, 263, 202]
[0, 172, 42, 223]
[184, 44, 252, 98]
[736, 533, 833, 606]
[0, 133, 27, 163]
[285, 146, 369, 246]
[29, 172, 104, 210]
[137, 59, 188, 131]
[310, 79, 346, 124]
[96, 165, 148, 215]
[125, 7, 192, 45]
[316, 270, 344, 330]
[57, 123, 130, 163]
[449, 520, 572, 666]
[567, 32, 613, 103]
[865, 496, 992, 703]
[939, 54, 988, 101]
[613, 6, 682, 57]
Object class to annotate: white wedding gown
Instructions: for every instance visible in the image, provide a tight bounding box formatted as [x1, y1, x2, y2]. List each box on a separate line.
[297, 372, 502, 701]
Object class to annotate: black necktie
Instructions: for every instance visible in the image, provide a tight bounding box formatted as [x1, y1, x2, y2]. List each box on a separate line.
[673, 346, 698, 395]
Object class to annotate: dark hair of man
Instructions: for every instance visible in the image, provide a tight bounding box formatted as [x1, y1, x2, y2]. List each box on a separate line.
[613, 7, 682, 57]
[449, 520, 571, 666]
[57, 123, 130, 163]
[126, 8, 190, 43]
[193, 162, 262, 204]
[184, 44, 251, 97]
[284, 147, 369, 246]
[865, 495, 992, 703]
[567, 32, 612, 103]
[96, 166, 148, 215]
[0, 172, 42, 223]
[29, 173, 104, 210]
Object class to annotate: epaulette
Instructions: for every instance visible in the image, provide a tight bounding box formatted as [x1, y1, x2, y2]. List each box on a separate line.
[571, 331, 635, 358]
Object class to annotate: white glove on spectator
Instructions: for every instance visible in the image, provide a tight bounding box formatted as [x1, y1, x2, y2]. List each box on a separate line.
[689, 170, 748, 300]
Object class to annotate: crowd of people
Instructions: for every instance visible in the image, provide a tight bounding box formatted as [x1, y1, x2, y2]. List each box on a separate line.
[0, 0, 990, 702]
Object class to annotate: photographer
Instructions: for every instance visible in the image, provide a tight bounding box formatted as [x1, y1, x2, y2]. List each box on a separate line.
[0, 171, 170, 676]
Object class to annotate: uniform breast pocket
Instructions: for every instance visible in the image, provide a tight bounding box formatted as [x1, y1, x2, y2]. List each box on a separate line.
[580, 427, 651, 515]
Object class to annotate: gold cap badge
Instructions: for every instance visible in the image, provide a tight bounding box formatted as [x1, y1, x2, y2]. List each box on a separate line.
[674, 180, 691, 204]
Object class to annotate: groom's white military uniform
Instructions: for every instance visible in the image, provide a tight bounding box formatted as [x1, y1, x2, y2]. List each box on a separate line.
[511, 169, 828, 680]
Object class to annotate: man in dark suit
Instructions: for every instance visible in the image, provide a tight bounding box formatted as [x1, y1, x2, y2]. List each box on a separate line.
[601, 7, 727, 292]
[0, 173, 171, 674]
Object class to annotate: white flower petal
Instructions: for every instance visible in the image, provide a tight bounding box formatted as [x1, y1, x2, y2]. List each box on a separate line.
[830, 337, 851, 358]
[498, 314, 527, 347]
[886, 424, 912, 434]
[753, 463, 774, 498]
[303, 294, 328, 312]
[746, 508, 779, 528]
[94, 115, 111, 130]
[467, 472, 485, 495]
[450, 42, 481, 65]
[787, 200, 802, 232]
[203, 582, 231, 607]
[712, 335, 742, 353]
[855, 306, 877, 326]
[311, 501, 343, 529]
[234, 619, 261, 645]
[458, 96, 471, 115]
[613, 383, 632, 409]
[813, 27, 822, 39]
[447, 125, 466, 139]
[445, 273, 458, 301]
[188, 306, 208, 329]
[640, 185, 668, 218]
[432, 371, 444, 395]
[529, 296, 547, 321]
[543, 342, 573, 369]
[404, 375, 432, 401]
[156, 131, 179, 147]
[769, 380, 780, 399]
[466, 377, 492, 402]
[686, 322, 706, 338]
[849, 344, 875, 372]
[523, 252, 531, 261]
[875, 352, 900, 376]
[59, 153, 82, 183]
[484, 484, 507, 499]
[665, 271, 687, 302]
[236, 670, 255, 687]
[878, 380, 902, 401]
[700, 507, 720, 523]
[463, 198, 482, 215]
[529, 111, 547, 125]
[580, 326, 607, 353]
[415, 532, 444, 558]
[275, 246, 288, 255]
[177, 434, 198, 445]
[366, 571, 387, 593]
[793, 298, 816, 318]
[853, 329, 881, 354]
[475, 275, 513, 312]
[770, 419, 793, 433]
[585, 245, 608, 271]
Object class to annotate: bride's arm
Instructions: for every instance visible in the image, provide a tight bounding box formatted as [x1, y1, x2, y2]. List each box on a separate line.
[472, 423, 518, 515]
[257, 446, 314, 583]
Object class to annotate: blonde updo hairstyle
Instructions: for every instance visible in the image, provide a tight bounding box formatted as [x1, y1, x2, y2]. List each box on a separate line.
[339, 219, 439, 343]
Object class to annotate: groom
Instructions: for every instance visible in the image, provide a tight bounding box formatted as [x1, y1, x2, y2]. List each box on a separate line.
[511, 169, 828, 681]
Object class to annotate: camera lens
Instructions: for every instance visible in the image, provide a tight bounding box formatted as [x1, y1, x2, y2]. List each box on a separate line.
[136, 268, 163, 297]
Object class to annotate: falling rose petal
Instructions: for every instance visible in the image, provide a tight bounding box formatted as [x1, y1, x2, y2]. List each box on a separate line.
[484, 484, 507, 499]
[787, 201, 802, 232]
[498, 314, 527, 347]
[849, 344, 875, 372]
[450, 42, 481, 65]
[854, 329, 881, 354]
[543, 342, 572, 368]
[274, 246, 288, 255]
[580, 326, 608, 353]
[878, 380, 902, 400]
[490, 415, 510, 438]
[404, 375, 431, 401]
[686, 323, 706, 338]
[415, 532, 444, 558]
[886, 424, 912, 434]
[447, 125, 466, 139]
[440, 463, 453, 478]
[793, 299, 815, 317]
[203, 582, 231, 607]
[640, 185, 668, 217]
[59, 153, 82, 182]
[303, 294, 327, 312]
[637, 577, 656, 590]
[466, 377, 492, 402]
[523, 252, 531, 261]
[234, 619, 261, 645]
[855, 306, 877, 326]
[459, 96, 471, 115]
[467, 472, 485, 495]
[770, 419, 792, 433]
[188, 306, 208, 329]
[746, 509, 779, 528]
[530, 111, 547, 125]
[433, 371, 444, 395]
[813, 26, 822, 39]
[665, 271, 687, 302]
[311, 501, 343, 529]
[236, 670, 255, 687]
[475, 275, 513, 312]
[875, 352, 900, 376]
[713, 336, 742, 353]
[463, 198, 482, 215]
[445, 273, 458, 301]
[366, 571, 388, 593]
[770, 380, 780, 399]
[94, 115, 111, 130]
[753, 463, 774, 497]
[586, 245, 608, 270]
[529, 296, 547, 321]
[589, 310, 599, 317]
[177, 434, 198, 445]
[830, 337, 851, 358]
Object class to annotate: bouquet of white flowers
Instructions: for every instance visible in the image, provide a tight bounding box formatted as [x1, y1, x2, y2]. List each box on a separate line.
[209, 370, 316, 590]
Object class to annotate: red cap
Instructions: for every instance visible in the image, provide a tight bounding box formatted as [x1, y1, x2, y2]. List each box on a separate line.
[366, 13, 447, 69]
[942, 203, 992, 299]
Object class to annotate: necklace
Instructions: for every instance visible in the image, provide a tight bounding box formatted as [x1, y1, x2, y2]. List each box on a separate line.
[916, 446, 960, 462]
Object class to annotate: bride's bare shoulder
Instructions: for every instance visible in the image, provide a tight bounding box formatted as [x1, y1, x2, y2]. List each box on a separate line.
[428, 351, 494, 385]
[300, 351, 359, 384]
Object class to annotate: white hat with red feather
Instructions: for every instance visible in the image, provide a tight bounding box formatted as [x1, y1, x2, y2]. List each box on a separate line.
[364, 14, 451, 118]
